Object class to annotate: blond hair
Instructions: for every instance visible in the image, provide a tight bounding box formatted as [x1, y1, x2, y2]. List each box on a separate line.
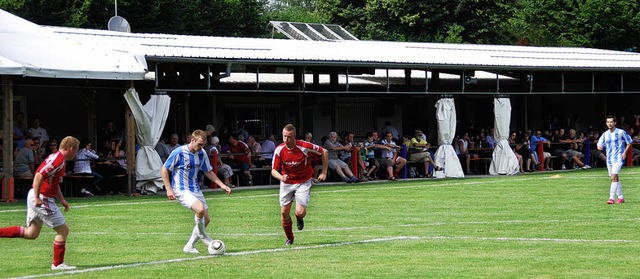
[191, 129, 207, 142]
[59, 136, 79, 150]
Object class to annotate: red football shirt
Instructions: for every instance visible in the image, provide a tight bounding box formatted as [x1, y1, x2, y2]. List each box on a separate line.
[272, 140, 324, 184]
[35, 151, 66, 198]
[228, 141, 252, 165]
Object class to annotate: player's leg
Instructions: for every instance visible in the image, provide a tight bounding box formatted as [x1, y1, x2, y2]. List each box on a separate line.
[293, 180, 312, 231]
[610, 162, 624, 203]
[606, 164, 617, 204]
[50, 223, 76, 270]
[279, 183, 296, 245]
[281, 203, 294, 245]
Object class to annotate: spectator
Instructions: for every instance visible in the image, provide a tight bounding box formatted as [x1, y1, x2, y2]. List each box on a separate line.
[208, 136, 234, 188]
[508, 132, 524, 172]
[304, 132, 316, 144]
[408, 130, 433, 177]
[73, 139, 104, 197]
[32, 137, 45, 162]
[155, 136, 171, 163]
[166, 133, 181, 151]
[260, 133, 276, 164]
[44, 138, 58, 158]
[227, 134, 254, 185]
[454, 132, 480, 174]
[561, 129, 590, 169]
[247, 135, 262, 166]
[485, 128, 496, 149]
[99, 120, 119, 156]
[530, 130, 552, 171]
[380, 132, 407, 180]
[28, 117, 49, 147]
[14, 138, 35, 177]
[362, 132, 381, 180]
[13, 112, 30, 149]
[323, 131, 358, 183]
[382, 121, 399, 141]
[236, 124, 249, 142]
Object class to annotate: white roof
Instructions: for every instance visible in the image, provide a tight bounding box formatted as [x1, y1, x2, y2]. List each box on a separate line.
[0, 55, 24, 75]
[0, 9, 146, 80]
[47, 25, 640, 72]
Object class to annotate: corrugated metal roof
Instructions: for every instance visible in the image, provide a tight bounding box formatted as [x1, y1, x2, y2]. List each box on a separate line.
[48, 25, 640, 71]
[0, 9, 147, 80]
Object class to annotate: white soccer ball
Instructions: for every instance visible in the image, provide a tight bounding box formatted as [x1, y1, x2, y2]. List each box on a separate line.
[208, 239, 226, 255]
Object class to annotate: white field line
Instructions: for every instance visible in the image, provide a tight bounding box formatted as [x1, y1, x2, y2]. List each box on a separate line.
[5, 236, 418, 279]
[7, 232, 640, 279]
[0, 176, 564, 214]
[1, 170, 637, 215]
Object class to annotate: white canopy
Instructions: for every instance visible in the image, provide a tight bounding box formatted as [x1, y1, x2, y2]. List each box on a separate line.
[124, 88, 171, 194]
[0, 9, 146, 80]
[433, 98, 464, 178]
[489, 98, 520, 175]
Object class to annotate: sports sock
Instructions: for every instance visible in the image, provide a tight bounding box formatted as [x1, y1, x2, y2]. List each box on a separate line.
[186, 226, 200, 248]
[616, 182, 624, 199]
[0, 226, 24, 238]
[194, 215, 206, 238]
[282, 218, 294, 241]
[53, 241, 66, 266]
[609, 182, 617, 200]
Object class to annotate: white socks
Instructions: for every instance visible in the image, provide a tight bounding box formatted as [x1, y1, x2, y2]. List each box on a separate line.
[194, 215, 212, 246]
[610, 182, 623, 200]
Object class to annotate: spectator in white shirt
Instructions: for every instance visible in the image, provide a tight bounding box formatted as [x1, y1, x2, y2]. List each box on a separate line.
[73, 140, 104, 197]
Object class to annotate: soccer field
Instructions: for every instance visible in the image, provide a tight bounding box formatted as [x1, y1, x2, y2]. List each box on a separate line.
[1, 168, 640, 278]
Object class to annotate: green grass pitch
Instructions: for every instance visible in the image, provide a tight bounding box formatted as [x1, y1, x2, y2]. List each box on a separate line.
[1, 168, 639, 278]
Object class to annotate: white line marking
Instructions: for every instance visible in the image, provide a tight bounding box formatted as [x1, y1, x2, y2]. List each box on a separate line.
[6, 236, 416, 279]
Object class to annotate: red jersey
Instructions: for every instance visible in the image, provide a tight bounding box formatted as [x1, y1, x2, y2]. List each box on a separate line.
[35, 151, 66, 198]
[272, 140, 324, 184]
[228, 141, 252, 165]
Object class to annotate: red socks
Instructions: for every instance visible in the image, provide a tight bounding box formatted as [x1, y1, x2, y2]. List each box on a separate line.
[282, 218, 294, 241]
[53, 241, 66, 266]
[0, 226, 24, 238]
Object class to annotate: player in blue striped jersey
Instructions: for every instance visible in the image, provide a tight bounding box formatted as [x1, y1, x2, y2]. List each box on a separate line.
[162, 130, 231, 253]
[597, 116, 633, 204]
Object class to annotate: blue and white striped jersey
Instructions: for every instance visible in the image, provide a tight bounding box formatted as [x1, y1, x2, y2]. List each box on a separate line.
[163, 145, 213, 195]
[597, 128, 632, 165]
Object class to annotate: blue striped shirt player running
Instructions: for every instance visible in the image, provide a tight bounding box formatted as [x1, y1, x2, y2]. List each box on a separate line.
[162, 129, 231, 254]
[597, 115, 633, 204]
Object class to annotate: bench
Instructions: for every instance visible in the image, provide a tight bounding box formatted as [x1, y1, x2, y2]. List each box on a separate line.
[62, 175, 96, 197]
[470, 157, 492, 174]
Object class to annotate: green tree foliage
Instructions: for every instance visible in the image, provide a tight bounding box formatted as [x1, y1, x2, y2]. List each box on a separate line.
[1, 0, 638, 50]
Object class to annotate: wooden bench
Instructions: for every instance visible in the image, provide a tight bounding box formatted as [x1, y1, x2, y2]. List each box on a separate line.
[470, 157, 492, 174]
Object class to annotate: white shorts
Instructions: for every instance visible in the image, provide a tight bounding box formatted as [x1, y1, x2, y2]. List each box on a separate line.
[607, 162, 623, 177]
[279, 179, 312, 207]
[26, 189, 66, 228]
[175, 191, 208, 210]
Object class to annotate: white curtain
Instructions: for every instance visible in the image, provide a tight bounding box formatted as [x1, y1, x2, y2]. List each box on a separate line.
[433, 98, 464, 178]
[124, 88, 171, 194]
[489, 98, 520, 175]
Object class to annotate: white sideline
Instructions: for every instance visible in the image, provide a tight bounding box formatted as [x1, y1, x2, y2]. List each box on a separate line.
[6, 236, 417, 279]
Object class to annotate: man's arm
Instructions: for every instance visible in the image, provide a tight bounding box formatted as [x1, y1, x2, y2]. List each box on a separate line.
[204, 171, 231, 195]
[161, 167, 175, 200]
[318, 149, 329, 181]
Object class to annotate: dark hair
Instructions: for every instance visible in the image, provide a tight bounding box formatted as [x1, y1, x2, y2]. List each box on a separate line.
[606, 115, 617, 122]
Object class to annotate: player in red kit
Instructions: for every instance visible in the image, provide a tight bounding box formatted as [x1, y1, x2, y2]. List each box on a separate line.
[0, 136, 79, 271]
[271, 124, 328, 245]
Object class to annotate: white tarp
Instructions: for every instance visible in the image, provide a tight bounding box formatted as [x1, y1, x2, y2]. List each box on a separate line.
[433, 98, 464, 178]
[489, 98, 520, 175]
[124, 88, 171, 194]
[0, 9, 146, 80]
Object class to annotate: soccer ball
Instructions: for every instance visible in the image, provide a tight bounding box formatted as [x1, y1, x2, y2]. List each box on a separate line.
[208, 240, 226, 255]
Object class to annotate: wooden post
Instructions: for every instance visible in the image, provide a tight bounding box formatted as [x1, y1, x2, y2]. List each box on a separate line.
[2, 76, 17, 203]
[125, 84, 136, 195]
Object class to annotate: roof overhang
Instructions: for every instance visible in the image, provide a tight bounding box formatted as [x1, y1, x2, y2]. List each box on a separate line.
[0, 9, 147, 80]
